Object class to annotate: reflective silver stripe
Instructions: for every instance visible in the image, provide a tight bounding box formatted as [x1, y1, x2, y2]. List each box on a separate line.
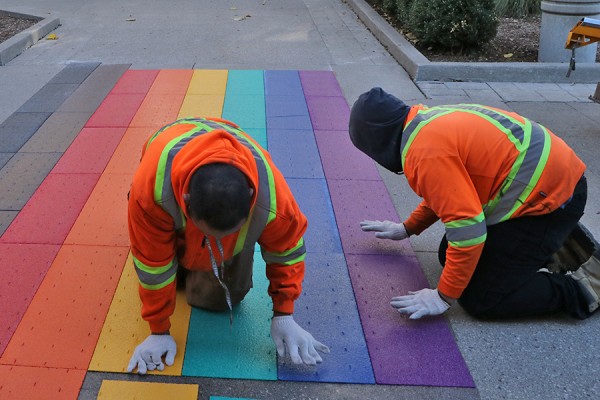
[154, 118, 275, 253]
[401, 106, 549, 226]
[133, 258, 178, 289]
[484, 121, 548, 224]
[261, 240, 306, 265]
[445, 220, 487, 243]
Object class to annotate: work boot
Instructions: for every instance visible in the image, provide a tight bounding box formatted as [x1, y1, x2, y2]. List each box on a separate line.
[547, 222, 598, 274]
[571, 253, 600, 313]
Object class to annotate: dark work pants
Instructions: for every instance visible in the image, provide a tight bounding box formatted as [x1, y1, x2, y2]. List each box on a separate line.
[438, 175, 591, 319]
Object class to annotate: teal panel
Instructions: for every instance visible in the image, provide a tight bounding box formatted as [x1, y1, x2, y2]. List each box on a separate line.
[222, 70, 266, 131]
[222, 95, 266, 130]
[182, 252, 277, 380]
[225, 70, 265, 95]
[244, 127, 268, 150]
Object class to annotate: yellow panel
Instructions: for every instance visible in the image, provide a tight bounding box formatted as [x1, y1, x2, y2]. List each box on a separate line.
[89, 252, 191, 375]
[178, 94, 225, 119]
[186, 70, 228, 94]
[98, 380, 198, 399]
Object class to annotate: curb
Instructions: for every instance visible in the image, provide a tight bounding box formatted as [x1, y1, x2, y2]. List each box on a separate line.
[0, 10, 60, 66]
[345, 0, 600, 83]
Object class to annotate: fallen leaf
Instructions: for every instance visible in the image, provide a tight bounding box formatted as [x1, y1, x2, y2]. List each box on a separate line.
[46, 33, 58, 40]
[230, 7, 237, 10]
[503, 53, 513, 58]
[233, 14, 251, 21]
[125, 18, 136, 22]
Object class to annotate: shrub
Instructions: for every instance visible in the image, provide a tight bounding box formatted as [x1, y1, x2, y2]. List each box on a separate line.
[395, 0, 414, 27]
[408, 0, 498, 53]
[495, 0, 541, 18]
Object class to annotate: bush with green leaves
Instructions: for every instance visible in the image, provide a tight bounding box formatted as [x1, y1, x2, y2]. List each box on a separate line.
[395, 0, 414, 27]
[407, 0, 498, 53]
[495, 0, 540, 18]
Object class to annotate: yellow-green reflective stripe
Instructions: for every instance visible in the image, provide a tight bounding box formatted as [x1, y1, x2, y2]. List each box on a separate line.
[498, 124, 551, 223]
[133, 256, 174, 275]
[277, 253, 306, 266]
[229, 129, 277, 224]
[233, 213, 252, 255]
[401, 110, 454, 167]
[139, 274, 176, 290]
[449, 233, 487, 248]
[153, 121, 212, 204]
[445, 212, 485, 228]
[278, 238, 304, 257]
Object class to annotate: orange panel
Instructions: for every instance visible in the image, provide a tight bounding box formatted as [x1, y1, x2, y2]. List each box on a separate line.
[149, 70, 194, 94]
[64, 173, 133, 247]
[0, 365, 86, 400]
[104, 126, 160, 175]
[0, 245, 129, 369]
[129, 93, 186, 127]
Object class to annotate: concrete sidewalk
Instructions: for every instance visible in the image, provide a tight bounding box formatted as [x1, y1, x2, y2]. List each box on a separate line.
[1, 1, 599, 399]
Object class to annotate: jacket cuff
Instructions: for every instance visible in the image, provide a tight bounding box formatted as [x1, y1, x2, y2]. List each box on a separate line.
[272, 298, 295, 315]
[403, 217, 427, 236]
[149, 319, 171, 334]
[437, 280, 464, 300]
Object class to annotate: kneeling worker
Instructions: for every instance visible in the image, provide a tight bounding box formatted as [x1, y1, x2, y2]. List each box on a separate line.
[126, 117, 329, 374]
[349, 87, 600, 321]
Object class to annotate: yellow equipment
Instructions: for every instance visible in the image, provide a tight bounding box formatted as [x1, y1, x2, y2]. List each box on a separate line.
[565, 17, 600, 102]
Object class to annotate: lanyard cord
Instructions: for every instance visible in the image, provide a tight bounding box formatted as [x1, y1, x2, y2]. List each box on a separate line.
[205, 237, 233, 326]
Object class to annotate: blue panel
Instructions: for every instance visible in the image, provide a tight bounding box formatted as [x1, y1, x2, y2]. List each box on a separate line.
[268, 130, 324, 179]
[264, 70, 303, 96]
[266, 96, 312, 130]
[287, 178, 342, 254]
[182, 255, 277, 380]
[277, 252, 375, 384]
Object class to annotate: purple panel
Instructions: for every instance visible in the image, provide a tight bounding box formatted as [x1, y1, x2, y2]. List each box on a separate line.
[328, 179, 414, 256]
[287, 178, 341, 253]
[305, 96, 350, 131]
[314, 130, 381, 181]
[264, 70, 303, 96]
[278, 253, 374, 383]
[346, 254, 474, 387]
[268, 130, 324, 179]
[299, 71, 344, 97]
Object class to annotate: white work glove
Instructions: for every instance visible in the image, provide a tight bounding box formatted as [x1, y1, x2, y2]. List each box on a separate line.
[390, 288, 450, 320]
[270, 316, 330, 365]
[126, 334, 177, 375]
[360, 220, 408, 240]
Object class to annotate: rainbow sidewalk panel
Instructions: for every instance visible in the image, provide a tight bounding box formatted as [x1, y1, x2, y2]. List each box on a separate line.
[0, 65, 474, 399]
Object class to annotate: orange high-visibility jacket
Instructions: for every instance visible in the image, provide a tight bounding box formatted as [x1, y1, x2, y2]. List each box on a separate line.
[128, 118, 307, 333]
[401, 105, 586, 299]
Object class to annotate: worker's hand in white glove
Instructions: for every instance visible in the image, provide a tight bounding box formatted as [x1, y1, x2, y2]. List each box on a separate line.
[360, 220, 408, 240]
[270, 315, 330, 365]
[126, 334, 177, 375]
[390, 288, 450, 320]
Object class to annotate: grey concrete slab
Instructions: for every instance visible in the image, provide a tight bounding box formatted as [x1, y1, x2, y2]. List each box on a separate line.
[0, 64, 63, 123]
[1, 1, 600, 399]
[19, 111, 92, 153]
[0, 152, 61, 210]
[0, 112, 51, 152]
[78, 372, 480, 400]
[47, 61, 100, 84]
[0, 211, 18, 236]
[16, 83, 79, 113]
[0, 153, 14, 169]
[58, 64, 130, 113]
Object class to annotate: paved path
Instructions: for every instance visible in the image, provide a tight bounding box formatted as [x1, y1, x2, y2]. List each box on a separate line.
[1, 1, 599, 399]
